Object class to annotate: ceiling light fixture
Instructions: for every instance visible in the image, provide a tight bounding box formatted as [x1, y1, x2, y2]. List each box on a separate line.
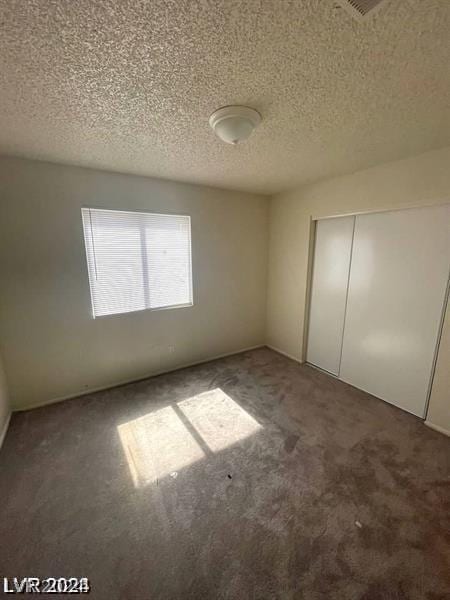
[209, 106, 261, 145]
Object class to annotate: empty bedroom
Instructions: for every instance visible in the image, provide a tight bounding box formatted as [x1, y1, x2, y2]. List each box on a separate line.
[0, 0, 449, 598]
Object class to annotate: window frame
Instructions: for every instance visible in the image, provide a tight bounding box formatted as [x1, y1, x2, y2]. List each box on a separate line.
[81, 205, 194, 319]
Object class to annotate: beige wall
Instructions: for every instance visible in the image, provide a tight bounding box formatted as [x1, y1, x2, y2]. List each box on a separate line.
[1, 149, 448, 431]
[267, 146, 450, 432]
[0, 351, 10, 445]
[0, 157, 269, 410]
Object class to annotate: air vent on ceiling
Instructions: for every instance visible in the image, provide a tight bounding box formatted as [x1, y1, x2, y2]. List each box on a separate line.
[335, 0, 389, 21]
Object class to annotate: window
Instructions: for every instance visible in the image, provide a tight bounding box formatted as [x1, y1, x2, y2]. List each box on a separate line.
[81, 208, 192, 318]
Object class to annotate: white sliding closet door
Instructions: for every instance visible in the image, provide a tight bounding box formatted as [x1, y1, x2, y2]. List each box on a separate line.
[307, 216, 354, 375]
[339, 204, 449, 417]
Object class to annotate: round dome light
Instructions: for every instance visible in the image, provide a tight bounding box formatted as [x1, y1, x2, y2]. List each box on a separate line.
[209, 106, 261, 145]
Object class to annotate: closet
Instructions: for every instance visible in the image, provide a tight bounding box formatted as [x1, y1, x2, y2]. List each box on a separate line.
[306, 204, 449, 417]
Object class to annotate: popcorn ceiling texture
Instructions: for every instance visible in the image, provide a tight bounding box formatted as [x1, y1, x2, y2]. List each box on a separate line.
[0, 0, 449, 194]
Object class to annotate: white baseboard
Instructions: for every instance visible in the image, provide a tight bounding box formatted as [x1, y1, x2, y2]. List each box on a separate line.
[425, 420, 450, 438]
[0, 412, 11, 450]
[15, 344, 265, 412]
[265, 344, 303, 364]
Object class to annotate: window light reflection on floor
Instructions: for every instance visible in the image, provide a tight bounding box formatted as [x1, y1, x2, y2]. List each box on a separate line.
[176, 389, 262, 453]
[117, 388, 262, 488]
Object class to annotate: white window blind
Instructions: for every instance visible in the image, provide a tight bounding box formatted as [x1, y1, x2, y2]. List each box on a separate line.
[81, 208, 192, 318]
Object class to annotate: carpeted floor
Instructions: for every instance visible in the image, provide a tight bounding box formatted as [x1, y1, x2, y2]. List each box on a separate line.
[1, 347, 449, 599]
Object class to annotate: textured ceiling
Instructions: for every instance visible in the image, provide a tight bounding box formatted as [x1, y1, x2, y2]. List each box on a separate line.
[0, 0, 449, 195]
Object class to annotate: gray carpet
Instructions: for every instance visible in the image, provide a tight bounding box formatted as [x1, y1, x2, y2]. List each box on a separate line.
[1, 347, 449, 599]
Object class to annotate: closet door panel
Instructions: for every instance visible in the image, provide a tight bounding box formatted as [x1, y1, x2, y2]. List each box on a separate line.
[339, 205, 450, 417]
[307, 216, 354, 374]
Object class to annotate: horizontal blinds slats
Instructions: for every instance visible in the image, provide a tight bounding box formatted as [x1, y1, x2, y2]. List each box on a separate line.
[81, 208, 192, 317]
